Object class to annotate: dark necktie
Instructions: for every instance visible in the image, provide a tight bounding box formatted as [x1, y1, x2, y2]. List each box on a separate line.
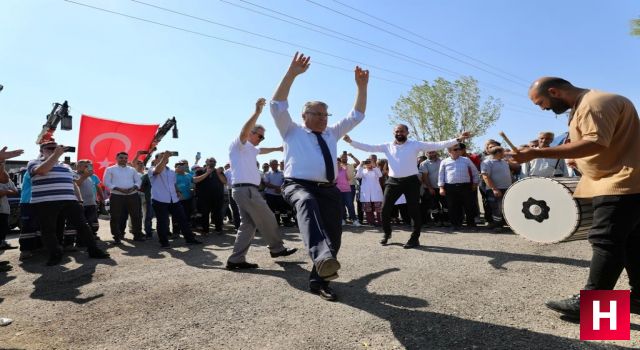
[312, 131, 335, 182]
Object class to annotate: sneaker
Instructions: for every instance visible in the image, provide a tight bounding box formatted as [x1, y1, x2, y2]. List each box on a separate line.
[545, 294, 580, 319]
[352, 220, 361, 227]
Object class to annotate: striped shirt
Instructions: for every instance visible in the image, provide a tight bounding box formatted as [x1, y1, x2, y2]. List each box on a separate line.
[28, 159, 78, 203]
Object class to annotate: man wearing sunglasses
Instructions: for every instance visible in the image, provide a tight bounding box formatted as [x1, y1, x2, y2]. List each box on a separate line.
[27, 141, 110, 266]
[438, 143, 480, 232]
[226, 98, 297, 270]
[270, 52, 369, 301]
[344, 125, 471, 248]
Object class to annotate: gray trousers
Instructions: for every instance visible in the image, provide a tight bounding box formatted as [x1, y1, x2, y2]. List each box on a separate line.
[227, 186, 285, 263]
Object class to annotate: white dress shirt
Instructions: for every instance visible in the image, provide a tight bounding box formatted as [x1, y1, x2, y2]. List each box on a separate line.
[103, 165, 141, 195]
[270, 100, 365, 182]
[349, 139, 458, 178]
[229, 137, 262, 186]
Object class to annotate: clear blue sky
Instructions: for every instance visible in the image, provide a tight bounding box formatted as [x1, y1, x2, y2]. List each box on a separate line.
[1, 0, 639, 166]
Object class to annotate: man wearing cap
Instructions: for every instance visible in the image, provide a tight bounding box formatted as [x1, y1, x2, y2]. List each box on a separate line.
[27, 142, 110, 265]
[226, 98, 297, 270]
[270, 52, 369, 301]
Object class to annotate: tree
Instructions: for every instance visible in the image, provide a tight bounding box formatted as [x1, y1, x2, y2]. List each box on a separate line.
[632, 17, 640, 36]
[390, 76, 502, 151]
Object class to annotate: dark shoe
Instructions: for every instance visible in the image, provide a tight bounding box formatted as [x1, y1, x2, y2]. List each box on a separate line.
[226, 261, 259, 270]
[545, 294, 580, 319]
[380, 235, 390, 246]
[0, 243, 18, 250]
[46, 253, 63, 266]
[133, 236, 146, 242]
[403, 238, 420, 249]
[160, 242, 171, 249]
[316, 257, 341, 278]
[310, 286, 337, 302]
[87, 248, 110, 259]
[185, 239, 202, 245]
[270, 247, 298, 258]
[112, 237, 122, 245]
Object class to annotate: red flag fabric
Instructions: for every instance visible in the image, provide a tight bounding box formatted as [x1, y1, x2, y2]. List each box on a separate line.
[77, 115, 159, 180]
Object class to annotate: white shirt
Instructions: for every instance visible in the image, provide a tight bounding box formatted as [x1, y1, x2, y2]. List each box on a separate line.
[229, 137, 262, 186]
[270, 100, 365, 182]
[349, 139, 458, 178]
[525, 157, 568, 178]
[103, 165, 141, 195]
[356, 166, 383, 202]
[224, 168, 233, 189]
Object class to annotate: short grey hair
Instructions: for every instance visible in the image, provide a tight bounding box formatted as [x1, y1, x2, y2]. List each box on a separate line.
[251, 124, 265, 133]
[302, 101, 329, 114]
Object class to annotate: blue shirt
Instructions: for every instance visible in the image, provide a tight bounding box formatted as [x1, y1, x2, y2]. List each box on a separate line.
[149, 166, 180, 203]
[438, 157, 479, 186]
[175, 173, 193, 200]
[20, 171, 32, 204]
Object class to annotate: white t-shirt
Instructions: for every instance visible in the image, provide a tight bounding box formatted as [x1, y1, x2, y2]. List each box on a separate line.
[229, 137, 261, 186]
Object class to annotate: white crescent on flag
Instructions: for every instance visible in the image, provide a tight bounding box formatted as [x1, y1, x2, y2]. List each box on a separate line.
[90, 132, 132, 157]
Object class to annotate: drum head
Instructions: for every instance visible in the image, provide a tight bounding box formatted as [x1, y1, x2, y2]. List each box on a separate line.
[503, 177, 579, 243]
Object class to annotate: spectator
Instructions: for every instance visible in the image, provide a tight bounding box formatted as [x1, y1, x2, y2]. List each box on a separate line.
[336, 157, 361, 226]
[135, 159, 155, 238]
[173, 160, 195, 237]
[264, 159, 293, 226]
[480, 146, 513, 232]
[523, 132, 569, 177]
[438, 143, 480, 232]
[149, 152, 202, 248]
[28, 142, 109, 265]
[419, 151, 447, 227]
[355, 158, 383, 226]
[104, 152, 144, 244]
[74, 160, 102, 236]
[193, 158, 226, 234]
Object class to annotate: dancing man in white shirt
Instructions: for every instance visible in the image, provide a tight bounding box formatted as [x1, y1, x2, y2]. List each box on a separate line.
[226, 98, 298, 270]
[271, 52, 368, 301]
[343, 125, 470, 248]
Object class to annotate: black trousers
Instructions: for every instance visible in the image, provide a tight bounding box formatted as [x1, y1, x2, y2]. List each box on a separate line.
[444, 183, 476, 228]
[197, 192, 224, 232]
[153, 200, 196, 246]
[421, 189, 449, 224]
[0, 213, 9, 242]
[33, 200, 97, 258]
[109, 194, 142, 239]
[585, 194, 640, 298]
[228, 189, 241, 228]
[172, 199, 192, 235]
[381, 176, 422, 239]
[282, 180, 341, 288]
[265, 193, 293, 224]
[83, 205, 99, 233]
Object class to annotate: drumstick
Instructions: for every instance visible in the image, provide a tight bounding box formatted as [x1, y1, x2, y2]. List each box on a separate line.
[499, 131, 519, 153]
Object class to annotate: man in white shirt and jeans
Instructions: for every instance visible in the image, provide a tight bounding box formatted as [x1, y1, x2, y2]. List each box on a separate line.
[271, 52, 369, 301]
[104, 152, 143, 244]
[344, 125, 470, 248]
[226, 98, 298, 270]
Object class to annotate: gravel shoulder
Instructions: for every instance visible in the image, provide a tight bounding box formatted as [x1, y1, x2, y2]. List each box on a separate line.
[0, 221, 638, 349]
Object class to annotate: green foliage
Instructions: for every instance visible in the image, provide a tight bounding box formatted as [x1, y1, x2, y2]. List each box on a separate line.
[632, 18, 640, 36]
[390, 76, 502, 151]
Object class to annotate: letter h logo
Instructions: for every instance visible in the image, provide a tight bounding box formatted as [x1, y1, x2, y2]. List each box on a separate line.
[580, 290, 630, 340]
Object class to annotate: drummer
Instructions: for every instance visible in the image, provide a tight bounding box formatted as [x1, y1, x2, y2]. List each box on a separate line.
[511, 77, 640, 319]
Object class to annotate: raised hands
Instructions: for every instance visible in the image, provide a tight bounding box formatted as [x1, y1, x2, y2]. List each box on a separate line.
[255, 98, 267, 115]
[458, 131, 472, 141]
[355, 66, 369, 88]
[0, 147, 24, 161]
[343, 134, 352, 143]
[288, 52, 311, 77]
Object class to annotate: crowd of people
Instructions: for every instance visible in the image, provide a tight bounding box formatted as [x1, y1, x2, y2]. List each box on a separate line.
[0, 54, 638, 320]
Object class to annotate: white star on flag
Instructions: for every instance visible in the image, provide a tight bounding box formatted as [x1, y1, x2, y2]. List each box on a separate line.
[98, 158, 112, 169]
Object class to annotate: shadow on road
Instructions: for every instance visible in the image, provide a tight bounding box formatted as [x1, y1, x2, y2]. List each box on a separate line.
[416, 245, 591, 270]
[20, 253, 116, 304]
[237, 262, 626, 349]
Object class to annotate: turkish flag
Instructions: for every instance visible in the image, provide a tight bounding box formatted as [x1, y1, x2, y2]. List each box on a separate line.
[77, 115, 159, 180]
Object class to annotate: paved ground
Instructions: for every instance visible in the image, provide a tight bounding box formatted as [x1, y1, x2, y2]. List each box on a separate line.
[0, 220, 638, 349]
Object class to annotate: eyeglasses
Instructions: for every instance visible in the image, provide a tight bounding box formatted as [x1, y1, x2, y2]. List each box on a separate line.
[452, 148, 461, 151]
[305, 111, 332, 117]
[256, 134, 265, 141]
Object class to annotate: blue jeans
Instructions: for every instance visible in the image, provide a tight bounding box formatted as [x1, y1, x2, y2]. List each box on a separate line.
[340, 190, 357, 221]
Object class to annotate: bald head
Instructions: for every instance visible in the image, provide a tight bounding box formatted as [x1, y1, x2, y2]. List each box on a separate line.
[529, 77, 573, 96]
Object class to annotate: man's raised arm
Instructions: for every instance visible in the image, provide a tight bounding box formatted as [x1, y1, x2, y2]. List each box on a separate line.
[240, 98, 266, 144]
[332, 67, 369, 138]
[343, 134, 386, 153]
[272, 52, 310, 102]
